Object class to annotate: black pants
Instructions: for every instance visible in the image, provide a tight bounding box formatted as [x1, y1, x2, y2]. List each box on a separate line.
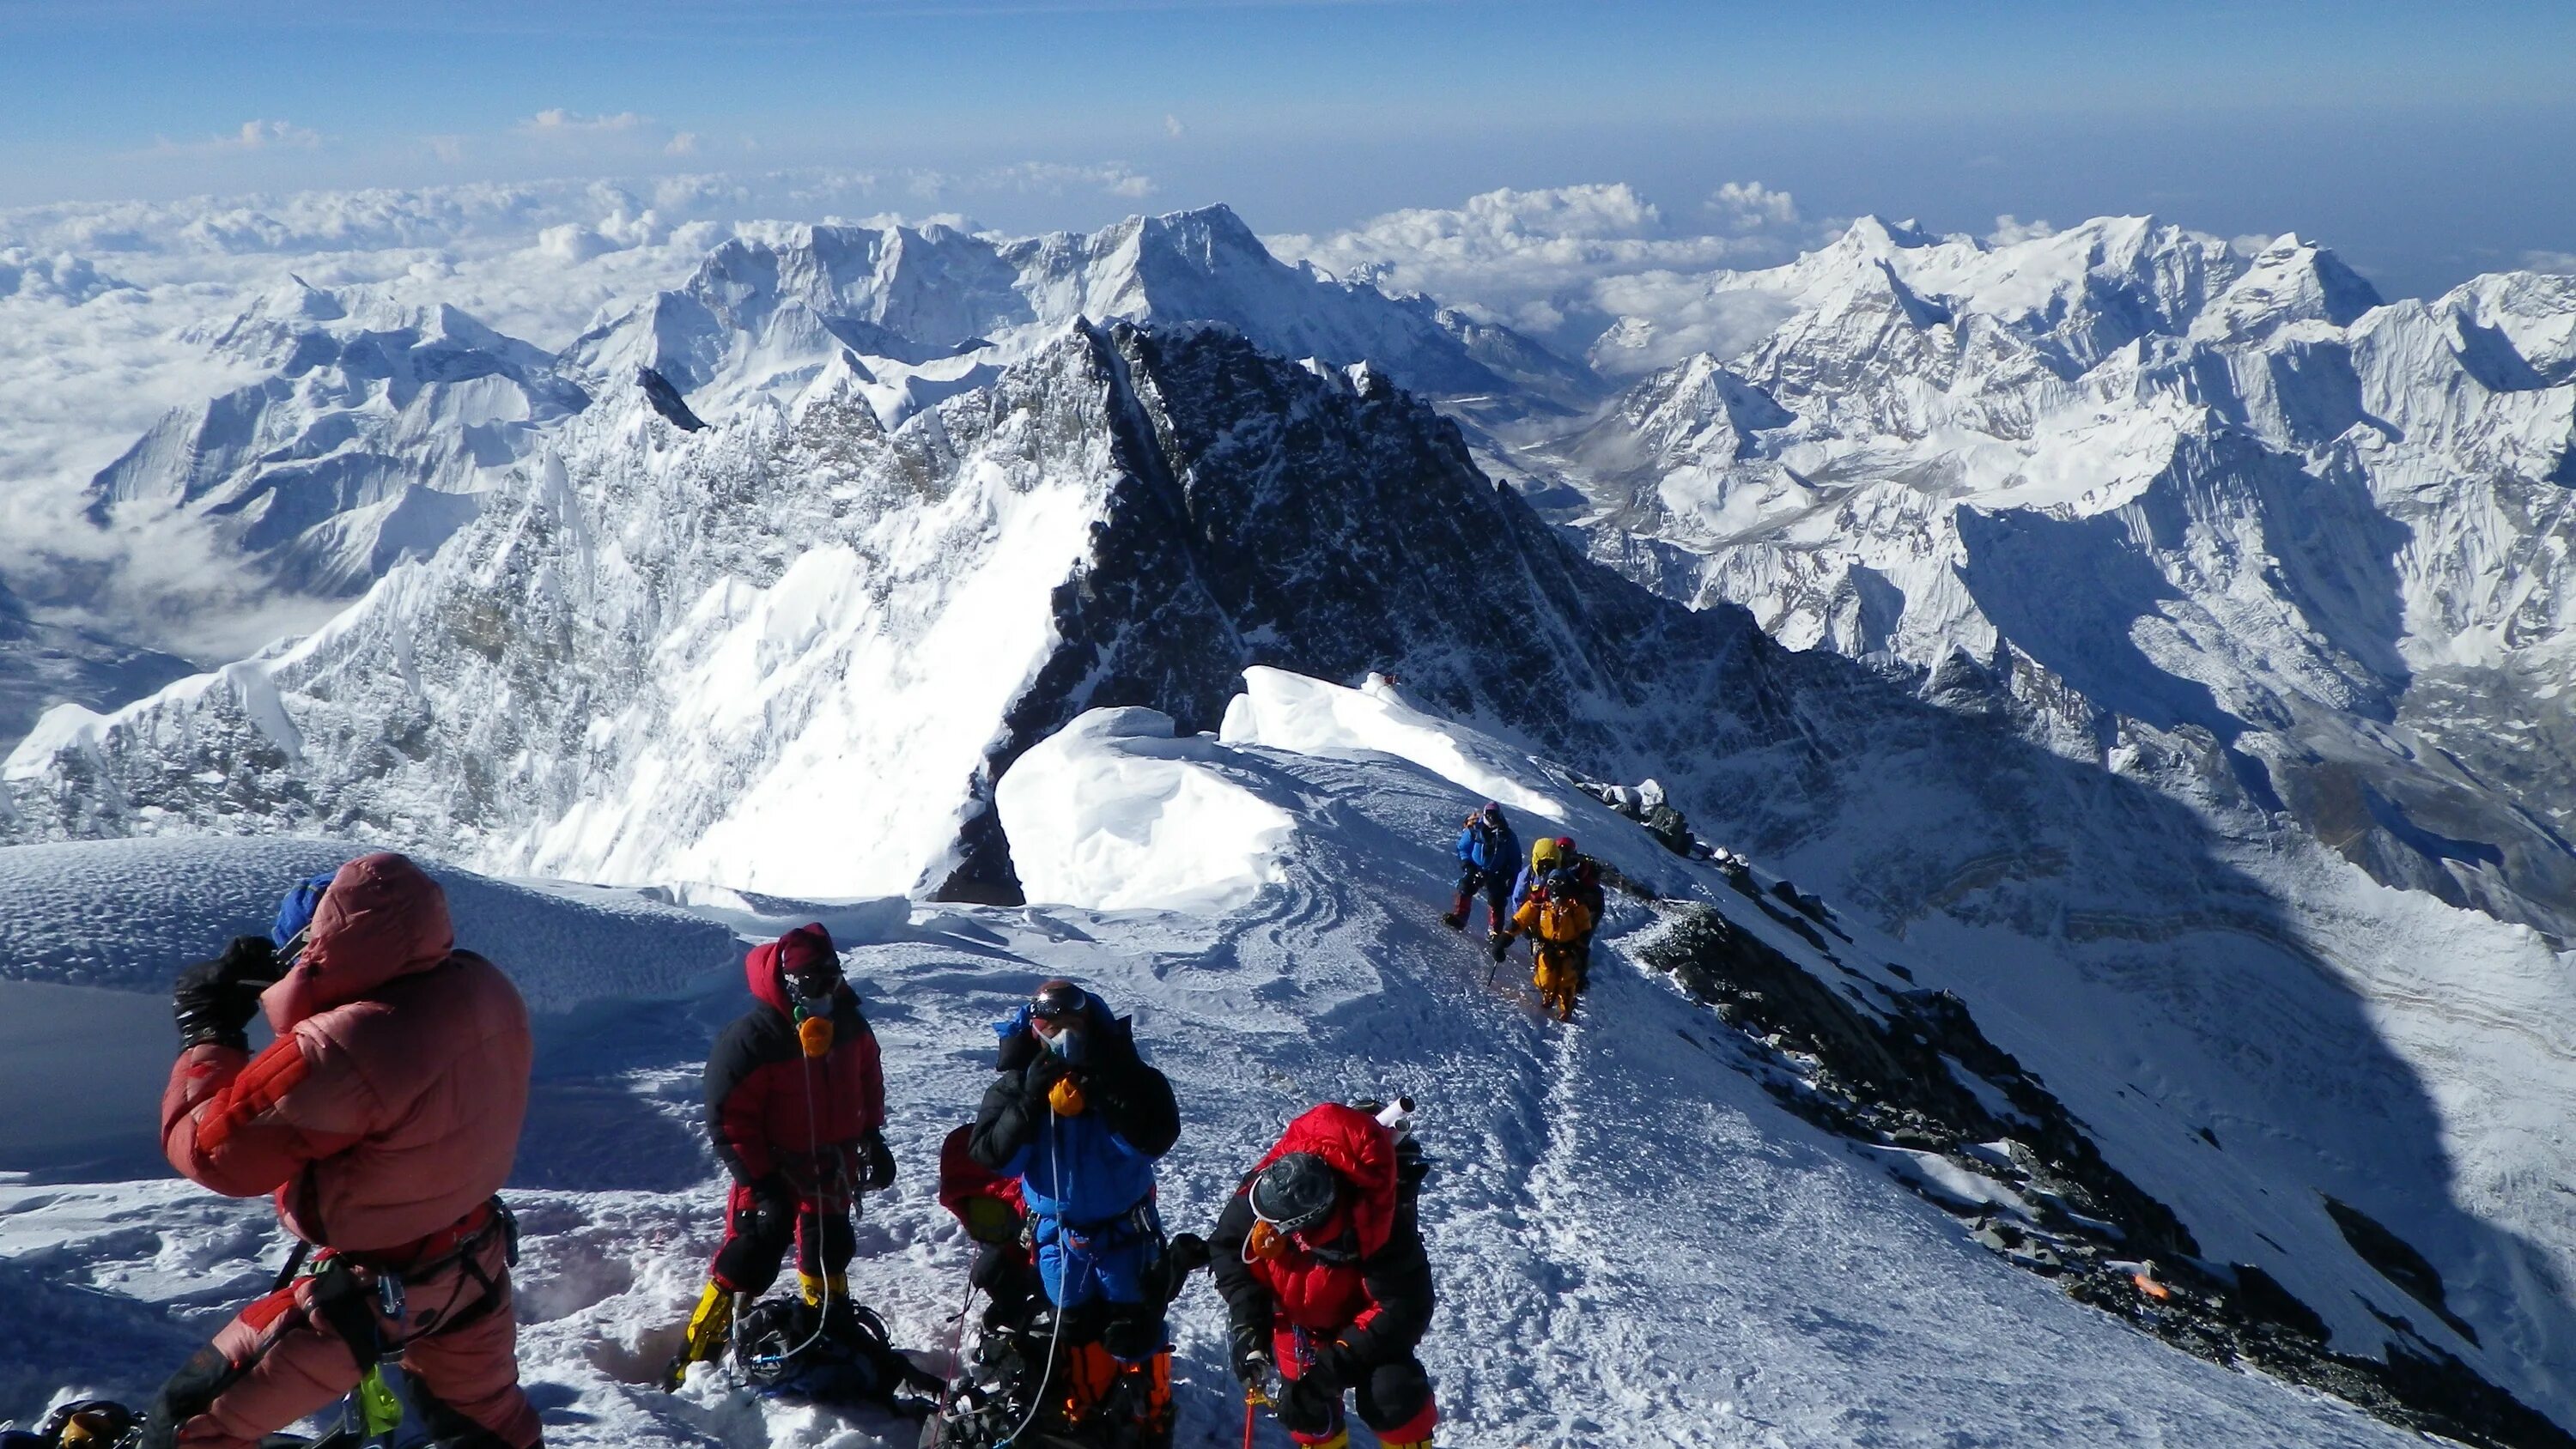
[712, 1181, 855, 1295]
[1455, 866, 1511, 931]
[1278, 1357, 1434, 1440]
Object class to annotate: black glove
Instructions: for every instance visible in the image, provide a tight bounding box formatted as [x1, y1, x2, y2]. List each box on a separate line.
[1021, 1052, 1069, 1103]
[1230, 1331, 1282, 1404]
[744, 1175, 797, 1239]
[1488, 931, 1512, 962]
[857, 1130, 896, 1191]
[173, 937, 282, 1051]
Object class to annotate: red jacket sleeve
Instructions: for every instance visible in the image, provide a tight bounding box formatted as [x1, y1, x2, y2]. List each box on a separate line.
[162, 1034, 368, 1200]
[713, 1067, 775, 1182]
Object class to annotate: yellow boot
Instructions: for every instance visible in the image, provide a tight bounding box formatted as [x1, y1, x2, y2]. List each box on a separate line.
[665, 1282, 735, 1390]
[797, 1270, 848, 1307]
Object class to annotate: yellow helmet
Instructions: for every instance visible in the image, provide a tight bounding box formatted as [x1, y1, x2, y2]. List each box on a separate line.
[1531, 837, 1563, 870]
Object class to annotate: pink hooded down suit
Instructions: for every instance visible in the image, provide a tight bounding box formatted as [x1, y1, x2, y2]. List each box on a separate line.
[156, 852, 540, 1449]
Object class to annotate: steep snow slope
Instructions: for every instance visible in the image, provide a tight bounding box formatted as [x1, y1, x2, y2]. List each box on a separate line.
[0, 322, 1643, 901]
[1531, 216, 2576, 943]
[0, 681, 2451, 1448]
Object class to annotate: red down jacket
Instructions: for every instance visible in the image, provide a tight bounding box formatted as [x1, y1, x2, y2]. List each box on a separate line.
[161, 852, 534, 1252]
[704, 925, 885, 1191]
[1210, 1103, 1433, 1367]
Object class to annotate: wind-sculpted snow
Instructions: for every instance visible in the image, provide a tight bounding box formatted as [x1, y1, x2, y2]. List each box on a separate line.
[995, 706, 1295, 913]
[1538, 215, 2576, 943]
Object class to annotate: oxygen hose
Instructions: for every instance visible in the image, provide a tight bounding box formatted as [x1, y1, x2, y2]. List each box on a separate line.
[996, 1108, 1072, 1448]
[750, 1041, 842, 1369]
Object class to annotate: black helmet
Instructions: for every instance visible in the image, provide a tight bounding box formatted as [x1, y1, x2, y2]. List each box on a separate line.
[1249, 1152, 1341, 1234]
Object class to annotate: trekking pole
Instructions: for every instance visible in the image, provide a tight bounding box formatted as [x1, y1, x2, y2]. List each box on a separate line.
[1242, 1391, 1257, 1449]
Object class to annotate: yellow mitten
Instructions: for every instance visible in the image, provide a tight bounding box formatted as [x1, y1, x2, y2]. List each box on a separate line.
[1048, 1075, 1089, 1116]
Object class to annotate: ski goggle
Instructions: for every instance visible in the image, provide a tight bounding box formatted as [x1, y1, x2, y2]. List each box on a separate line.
[1029, 982, 1084, 1030]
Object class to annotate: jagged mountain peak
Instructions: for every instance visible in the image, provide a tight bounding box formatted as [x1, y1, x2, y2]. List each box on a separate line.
[566, 203, 1595, 424]
[2191, 233, 2384, 344]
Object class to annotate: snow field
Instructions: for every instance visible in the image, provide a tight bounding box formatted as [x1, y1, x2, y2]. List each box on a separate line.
[0, 678, 2439, 1445]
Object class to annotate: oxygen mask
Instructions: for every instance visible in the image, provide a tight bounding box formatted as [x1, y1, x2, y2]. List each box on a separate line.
[790, 970, 840, 1058]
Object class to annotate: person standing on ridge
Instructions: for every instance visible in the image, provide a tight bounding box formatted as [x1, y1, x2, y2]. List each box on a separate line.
[1443, 803, 1519, 943]
[669, 923, 895, 1385]
[146, 853, 541, 1449]
[969, 979, 1183, 1440]
[1211, 1101, 1436, 1449]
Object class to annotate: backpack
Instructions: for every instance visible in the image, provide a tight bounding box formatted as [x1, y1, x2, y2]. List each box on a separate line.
[732, 1295, 939, 1413]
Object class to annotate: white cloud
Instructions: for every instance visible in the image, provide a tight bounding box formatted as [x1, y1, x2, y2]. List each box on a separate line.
[520, 109, 651, 136]
[2519, 249, 2576, 275]
[1708, 181, 1798, 229]
[1268, 182, 1815, 356]
[1988, 215, 2059, 246]
[665, 131, 700, 158]
[427, 135, 466, 165]
[153, 120, 322, 156]
[1164, 114, 1185, 138]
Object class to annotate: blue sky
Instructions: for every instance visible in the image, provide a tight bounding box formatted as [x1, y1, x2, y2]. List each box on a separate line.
[3, 0, 2572, 297]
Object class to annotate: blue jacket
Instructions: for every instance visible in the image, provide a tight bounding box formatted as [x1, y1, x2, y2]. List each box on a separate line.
[968, 993, 1181, 1229]
[1455, 816, 1520, 875]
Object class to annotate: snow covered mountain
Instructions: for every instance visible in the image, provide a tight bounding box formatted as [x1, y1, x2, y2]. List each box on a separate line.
[1529, 216, 2576, 943]
[561, 204, 1591, 427]
[84, 279, 589, 597]
[3, 670, 2567, 1446]
[4, 187, 2575, 1443]
[7, 321, 1615, 900]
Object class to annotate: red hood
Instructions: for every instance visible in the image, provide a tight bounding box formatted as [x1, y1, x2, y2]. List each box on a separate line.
[1253, 1102, 1400, 1258]
[744, 922, 836, 1013]
[262, 853, 454, 1033]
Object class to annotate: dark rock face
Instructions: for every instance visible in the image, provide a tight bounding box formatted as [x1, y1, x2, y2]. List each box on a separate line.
[637, 368, 707, 432]
[936, 321, 1747, 896]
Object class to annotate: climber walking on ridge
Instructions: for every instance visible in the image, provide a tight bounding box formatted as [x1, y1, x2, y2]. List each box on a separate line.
[1512, 862, 1597, 1022]
[1443, 803, 1520, 945]
[668, 923, 896, 1386]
